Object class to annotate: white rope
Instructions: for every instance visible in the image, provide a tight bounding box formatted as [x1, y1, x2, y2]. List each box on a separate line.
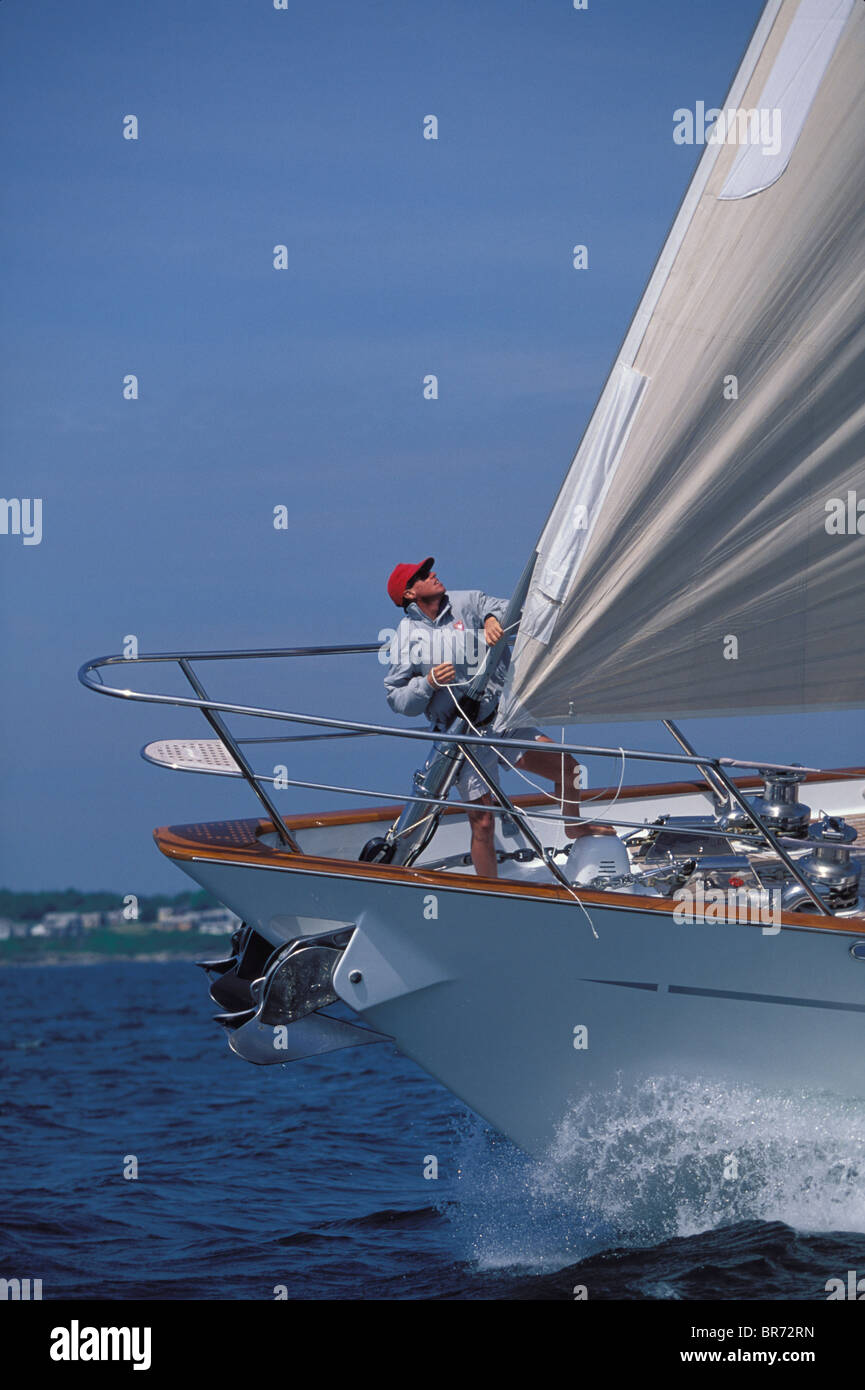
[443, 661, 628, 829]
[444, 679, 601, 937]
[425, 616, 640, 939]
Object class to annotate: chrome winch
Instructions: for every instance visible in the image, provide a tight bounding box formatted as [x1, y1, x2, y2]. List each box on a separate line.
[715, 767, 812, 838]
[779, 815, 862, 912]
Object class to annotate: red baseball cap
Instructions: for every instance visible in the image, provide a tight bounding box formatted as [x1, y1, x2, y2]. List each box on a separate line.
[387, 556, 434, 607]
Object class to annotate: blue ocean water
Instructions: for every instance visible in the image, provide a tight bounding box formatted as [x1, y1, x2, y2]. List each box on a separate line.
[2, 961, 864, 1301]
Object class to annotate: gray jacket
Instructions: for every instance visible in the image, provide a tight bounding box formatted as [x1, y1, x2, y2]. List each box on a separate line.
[383, 589, 509, 730]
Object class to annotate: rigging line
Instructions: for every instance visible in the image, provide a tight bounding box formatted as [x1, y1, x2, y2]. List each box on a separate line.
[584, 746, 628, 813]
[428, 617, 522, 690]
[236, 731, 371, 745]
[561, 727, 565, 829]
[433, 617, 631, 819]
[444, 682, 628, 828]
[393, 809, 438, 841]
[444, 687, 602, 938]
[459, 735, 599, 940]
[577, 748, 628, 810]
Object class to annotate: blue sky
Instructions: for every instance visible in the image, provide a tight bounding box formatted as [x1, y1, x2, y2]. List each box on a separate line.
[2, 0, 862, 892]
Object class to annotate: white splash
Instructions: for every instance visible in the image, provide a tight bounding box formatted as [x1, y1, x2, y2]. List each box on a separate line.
[444, 1076, 865, 1272]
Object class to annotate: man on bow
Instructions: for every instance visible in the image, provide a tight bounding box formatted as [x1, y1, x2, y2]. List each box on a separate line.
[383, 556, 611, 878]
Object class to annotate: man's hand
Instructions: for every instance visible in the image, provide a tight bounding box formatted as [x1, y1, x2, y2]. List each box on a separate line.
[428, 663, 456, 687]
[484, 616, 504, 646]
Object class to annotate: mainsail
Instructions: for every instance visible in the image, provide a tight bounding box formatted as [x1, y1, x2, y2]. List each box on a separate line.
[498, 0, 865, 728]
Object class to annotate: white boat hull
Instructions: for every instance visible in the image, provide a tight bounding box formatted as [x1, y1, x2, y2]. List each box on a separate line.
[161, 772, 865, 1157]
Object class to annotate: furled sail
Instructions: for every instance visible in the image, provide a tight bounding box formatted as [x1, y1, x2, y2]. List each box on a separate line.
[498, 0, 865, 729]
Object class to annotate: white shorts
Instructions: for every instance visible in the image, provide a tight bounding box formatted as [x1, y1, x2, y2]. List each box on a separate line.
[454, 726, 544, 804]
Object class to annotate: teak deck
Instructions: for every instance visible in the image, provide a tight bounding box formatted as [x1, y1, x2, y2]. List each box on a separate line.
[154, 767, 865, 936]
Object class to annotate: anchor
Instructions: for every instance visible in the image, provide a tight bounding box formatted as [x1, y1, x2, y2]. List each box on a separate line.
[214, 933, 390, 1065]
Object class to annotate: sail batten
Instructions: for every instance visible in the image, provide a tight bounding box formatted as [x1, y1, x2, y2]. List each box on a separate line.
[499, 0, 865, 729]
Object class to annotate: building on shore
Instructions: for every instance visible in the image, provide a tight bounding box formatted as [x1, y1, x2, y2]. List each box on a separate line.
[1, 903, 241, 940]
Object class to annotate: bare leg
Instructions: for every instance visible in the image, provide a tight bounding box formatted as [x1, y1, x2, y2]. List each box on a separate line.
[515, 735, 617, 838]
[467, 794, 498, 878]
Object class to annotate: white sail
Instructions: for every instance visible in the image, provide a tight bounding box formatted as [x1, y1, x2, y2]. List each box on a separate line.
[499, 0, 865, 728]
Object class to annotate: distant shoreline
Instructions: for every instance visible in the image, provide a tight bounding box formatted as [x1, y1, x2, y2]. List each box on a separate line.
[0, 928, 229, 968]
[1, 951, 205, 968]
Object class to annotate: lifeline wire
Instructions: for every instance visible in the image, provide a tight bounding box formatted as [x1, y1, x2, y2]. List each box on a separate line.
[441, 626, 628, 824]
[444, 678, 605, 938]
